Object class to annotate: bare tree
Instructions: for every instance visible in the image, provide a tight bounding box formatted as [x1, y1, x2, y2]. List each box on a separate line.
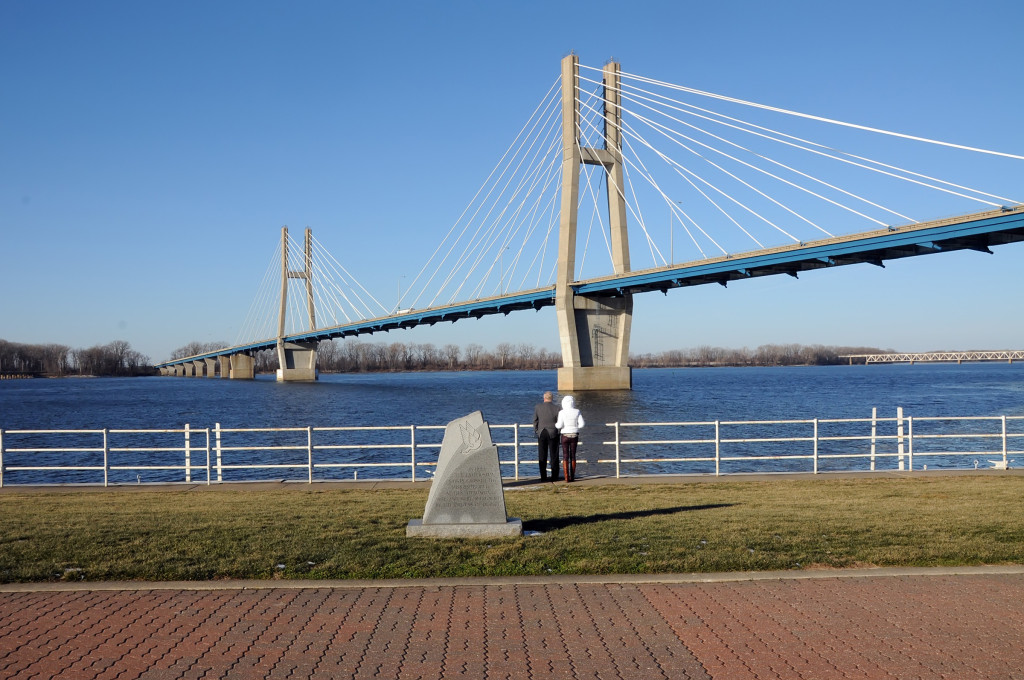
[416, 343, 438, 369]
[385, 342, 406, 371]
[464, 343, 484, 367]
[442, 344, 460, 369]
[494, 343, 515, 369]
[516, 343, 536, 369]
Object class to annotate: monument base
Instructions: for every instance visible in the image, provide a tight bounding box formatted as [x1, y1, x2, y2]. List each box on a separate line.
[406, 518, 523, 539]
[557, 365, 632, 391]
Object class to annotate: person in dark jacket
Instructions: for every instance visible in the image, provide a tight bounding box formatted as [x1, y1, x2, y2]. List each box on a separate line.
[532, 391, 561, 481]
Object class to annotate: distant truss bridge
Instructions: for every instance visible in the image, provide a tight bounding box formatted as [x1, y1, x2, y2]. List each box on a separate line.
[841, 350, 1024, 365]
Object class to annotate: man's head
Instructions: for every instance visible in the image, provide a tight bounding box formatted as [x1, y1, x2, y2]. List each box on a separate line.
[543, 391, 553, 402]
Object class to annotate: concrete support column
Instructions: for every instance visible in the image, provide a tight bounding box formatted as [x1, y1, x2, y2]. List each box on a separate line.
[276, 340, 318, 382]
[217, 357, 229, 377]
[228, 353, 255, 380]
[203, 358, 216, 377]
[191, 361, 204, 377]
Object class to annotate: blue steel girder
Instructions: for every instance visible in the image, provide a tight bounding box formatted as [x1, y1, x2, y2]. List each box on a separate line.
[572, 205, 1024, 298]
[155, 206, 1024, 368]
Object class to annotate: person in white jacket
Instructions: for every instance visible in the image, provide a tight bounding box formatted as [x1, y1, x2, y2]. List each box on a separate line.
[555, 395, 584, 482]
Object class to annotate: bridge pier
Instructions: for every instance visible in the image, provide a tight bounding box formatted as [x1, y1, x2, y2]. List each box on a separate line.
[227, 353, 255, 380]
[557, 295, 632, 391]
[555, 55, 633, 391]
[276, 341, 317, 382]
[203, 358, 216, 377]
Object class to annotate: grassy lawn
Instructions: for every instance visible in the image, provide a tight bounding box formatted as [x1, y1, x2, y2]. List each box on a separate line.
[2, 475, 1023, 582]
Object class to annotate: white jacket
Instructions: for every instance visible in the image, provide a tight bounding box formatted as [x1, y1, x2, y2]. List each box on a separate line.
[555, 395, 584, 435]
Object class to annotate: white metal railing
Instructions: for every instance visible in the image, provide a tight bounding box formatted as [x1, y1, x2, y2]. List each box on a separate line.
[1, 410, 1021, 487]
[0, 423, 531, 487]
[603, 410, 1023, 477]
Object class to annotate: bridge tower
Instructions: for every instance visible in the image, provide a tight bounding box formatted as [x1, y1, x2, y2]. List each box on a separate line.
[276, 226, 318, 381]
[556, 55, 633, 391]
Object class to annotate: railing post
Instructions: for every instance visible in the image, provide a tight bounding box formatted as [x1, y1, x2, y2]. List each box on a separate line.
[307, 426, 313, 484]
[184, 423, 192, 483]
[215, 422, 223, 482]
[870, 407, 877, 472]
[410, 425, 416, 482]
[897, 407, 905, 471]
[613, 422, 621, 479]
[204, 428, 211, 485]
[813, 418, 819, 474]
[514, 424, 520, 481]
[715, 420, 720, 476]
[103, 428, 109, 487]
[907, 417, 913, 471]
[1002, 415, 1008, 468]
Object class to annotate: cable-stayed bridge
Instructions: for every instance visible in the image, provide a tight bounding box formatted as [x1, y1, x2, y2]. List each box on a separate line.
[155, 56, 1024, 389]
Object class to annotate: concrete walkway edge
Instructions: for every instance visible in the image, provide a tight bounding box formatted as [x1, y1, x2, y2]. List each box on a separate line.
[5, 563, 1023, 593]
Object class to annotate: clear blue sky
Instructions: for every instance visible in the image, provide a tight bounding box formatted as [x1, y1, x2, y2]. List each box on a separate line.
[3, 0, 1023, 362]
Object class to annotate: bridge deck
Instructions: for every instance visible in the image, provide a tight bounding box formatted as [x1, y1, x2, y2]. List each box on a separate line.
[157, 205, 1024, 368]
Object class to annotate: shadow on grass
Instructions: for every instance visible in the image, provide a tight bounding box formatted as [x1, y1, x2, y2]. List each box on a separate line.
[523, 503, 734, 532]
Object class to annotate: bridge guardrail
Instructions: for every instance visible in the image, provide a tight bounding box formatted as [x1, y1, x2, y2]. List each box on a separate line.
[1, 411, 1021, 487]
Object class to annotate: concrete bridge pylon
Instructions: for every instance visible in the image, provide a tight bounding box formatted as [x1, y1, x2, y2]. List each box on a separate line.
[276, 226, 318, 381]
[556, 55, 633, 391]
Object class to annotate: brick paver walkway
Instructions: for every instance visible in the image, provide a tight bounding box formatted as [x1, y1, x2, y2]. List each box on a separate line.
[2, 570, 1023, 679]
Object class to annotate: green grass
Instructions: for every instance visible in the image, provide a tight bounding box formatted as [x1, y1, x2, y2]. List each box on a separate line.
[2, 476, 1023, 582]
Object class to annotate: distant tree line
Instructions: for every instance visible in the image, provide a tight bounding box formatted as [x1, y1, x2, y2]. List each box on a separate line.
[2, 336, 890, 379]
[0, 339, 151, 377]
[316, 341, 562, 372]
[167, 339, 889, 375]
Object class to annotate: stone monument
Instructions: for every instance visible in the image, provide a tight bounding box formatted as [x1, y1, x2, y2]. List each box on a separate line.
[406, 411, 523, 538]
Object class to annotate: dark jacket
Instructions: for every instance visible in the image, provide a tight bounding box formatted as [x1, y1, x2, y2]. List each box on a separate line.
[533, 400, 560, 437]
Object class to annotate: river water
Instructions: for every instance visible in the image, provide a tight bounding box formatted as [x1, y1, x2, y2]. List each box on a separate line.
[2, 364, 1024, 484]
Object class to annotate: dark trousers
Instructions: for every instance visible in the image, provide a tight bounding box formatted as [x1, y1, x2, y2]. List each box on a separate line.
[561, 434, 578, 482]
[538, 430, 560, 479]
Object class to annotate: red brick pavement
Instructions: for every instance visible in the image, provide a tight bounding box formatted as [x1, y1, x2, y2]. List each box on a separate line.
[2, 570, 1023, 679]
